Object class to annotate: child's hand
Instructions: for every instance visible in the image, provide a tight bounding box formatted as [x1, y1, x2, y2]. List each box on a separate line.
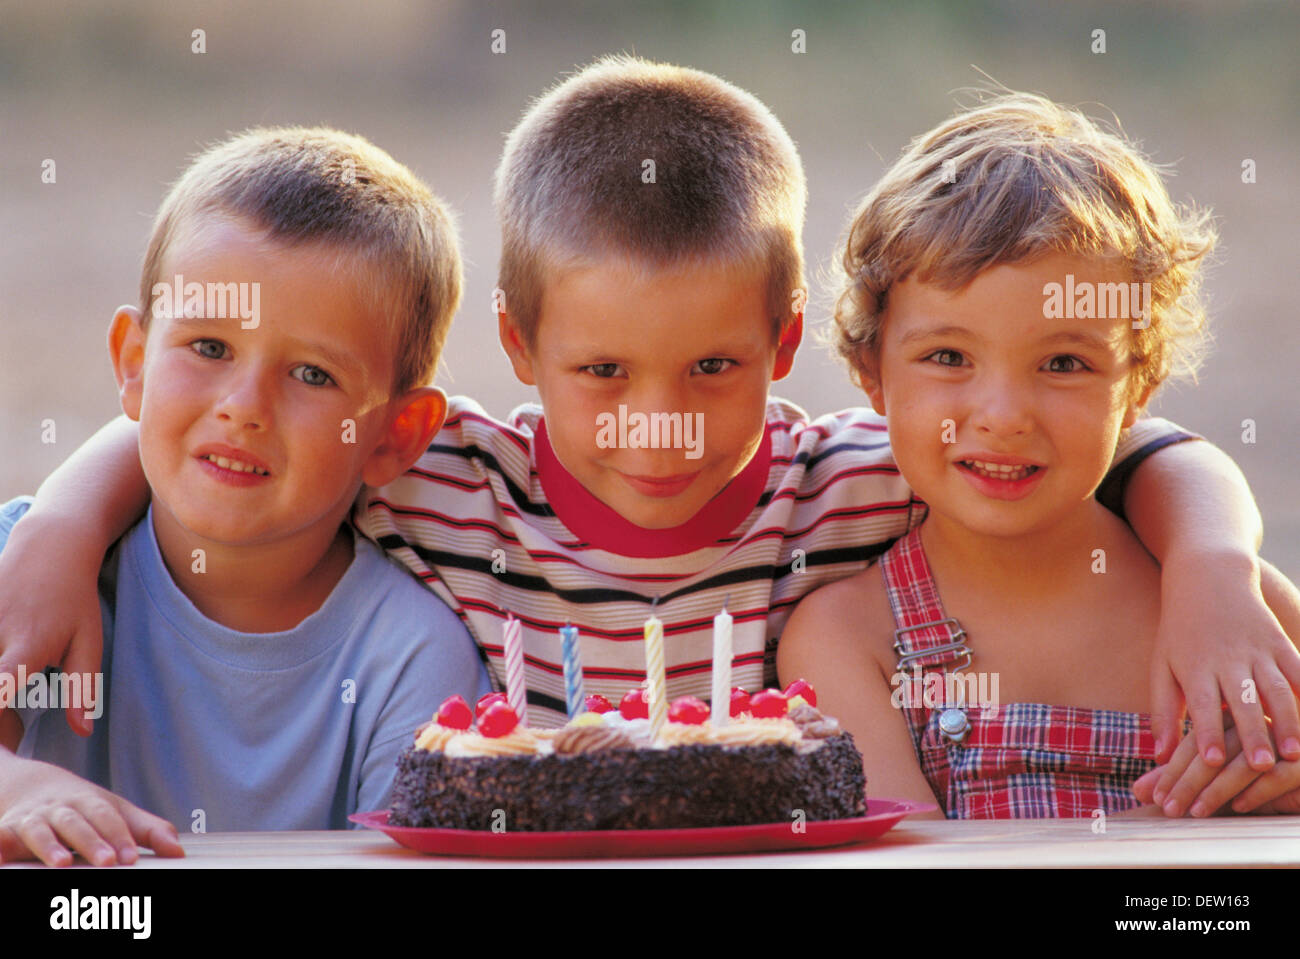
[1134, 723, 1241, 816]
[1134, 720, 1300, 817]
[0, 754, 184, 866]
[0, 513, 105, 737]
[1150, 555, 1300, 771]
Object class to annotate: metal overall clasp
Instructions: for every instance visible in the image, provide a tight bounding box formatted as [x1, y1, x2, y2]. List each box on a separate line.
[893, 617, 973, 746]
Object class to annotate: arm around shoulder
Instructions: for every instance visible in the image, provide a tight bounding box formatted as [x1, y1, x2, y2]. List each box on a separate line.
[1115, 431, 1300, 766]
[1120, 430, 1260, 562]
[0, 417, 146, 729]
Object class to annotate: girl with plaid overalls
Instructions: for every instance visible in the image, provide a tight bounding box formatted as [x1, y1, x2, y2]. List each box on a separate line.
[779, 237, 1173, 818]
[776, 93, 1223, 819]
[874, 521, 1163, 818]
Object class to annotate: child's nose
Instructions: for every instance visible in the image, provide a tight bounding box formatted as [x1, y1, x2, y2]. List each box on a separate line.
[969, 374, 1033, 438]
[215, 368, 274, 430]
[628, 380, 686, 421]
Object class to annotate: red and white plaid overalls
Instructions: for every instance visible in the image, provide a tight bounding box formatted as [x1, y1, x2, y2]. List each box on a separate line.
[879, 526, 1159, 818]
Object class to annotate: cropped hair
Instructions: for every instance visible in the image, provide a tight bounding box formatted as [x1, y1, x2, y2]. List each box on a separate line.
[495, 54, 806, 346]
[832, 92, 1215, 406]
[140, 127, 462, 395]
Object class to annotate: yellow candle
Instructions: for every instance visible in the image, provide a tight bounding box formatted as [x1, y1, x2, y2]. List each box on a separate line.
[644, 609, 667, 736]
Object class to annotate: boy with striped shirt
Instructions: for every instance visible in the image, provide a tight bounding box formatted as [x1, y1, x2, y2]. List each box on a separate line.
[350, 56, 1300, 767]
[3, 57, 1297, 772]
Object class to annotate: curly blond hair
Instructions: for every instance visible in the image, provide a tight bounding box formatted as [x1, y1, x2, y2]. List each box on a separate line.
[831, 92, 1215, 407]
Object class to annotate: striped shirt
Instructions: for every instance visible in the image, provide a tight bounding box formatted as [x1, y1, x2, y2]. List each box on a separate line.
[355, 395, 1195, 728]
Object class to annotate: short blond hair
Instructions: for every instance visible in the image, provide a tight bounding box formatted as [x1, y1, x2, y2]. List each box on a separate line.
[140, 127, 462, 395]
[832, 92, 1215, 405]
[495, 55, 806, 346]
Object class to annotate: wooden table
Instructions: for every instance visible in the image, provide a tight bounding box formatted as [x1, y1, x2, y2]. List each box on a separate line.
[8, 816, 1297, 868]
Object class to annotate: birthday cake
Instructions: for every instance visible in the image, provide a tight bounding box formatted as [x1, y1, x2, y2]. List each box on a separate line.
[388, 683, 867, 831]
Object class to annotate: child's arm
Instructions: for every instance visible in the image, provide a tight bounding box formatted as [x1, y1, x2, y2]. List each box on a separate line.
[0, 748, 183, 866]
[0, 416, 146, 734]
[1133, 558, 1300, 816]
[778, 576, 944, 817]
[1120, 434, 1300, 769]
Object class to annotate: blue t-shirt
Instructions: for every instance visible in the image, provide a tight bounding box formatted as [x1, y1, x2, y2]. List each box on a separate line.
[0, 497, 490, 832]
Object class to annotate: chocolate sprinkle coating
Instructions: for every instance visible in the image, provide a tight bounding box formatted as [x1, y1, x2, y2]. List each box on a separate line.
[390, 733, 867, 831]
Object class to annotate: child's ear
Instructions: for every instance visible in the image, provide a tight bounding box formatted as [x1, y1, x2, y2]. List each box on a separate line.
[361, 387, 448, 488]
[1121, 379, 1157, 430]
[772, 311, 804, 381]
[498, 311, 537, 386]
[856, 348, 887, 416]
[108, 306, 146, 421]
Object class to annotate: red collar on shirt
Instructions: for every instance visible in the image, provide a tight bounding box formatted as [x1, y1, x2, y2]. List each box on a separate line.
[533, 419, 773, 558]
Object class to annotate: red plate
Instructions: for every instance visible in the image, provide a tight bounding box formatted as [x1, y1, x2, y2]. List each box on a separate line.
[349, 799, 935, 859]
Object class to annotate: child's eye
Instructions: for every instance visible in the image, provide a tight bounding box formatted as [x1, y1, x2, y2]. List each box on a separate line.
[580, 363, 625, 379]
[291, 364, 334, 387]
[191, 339, 228, 360]
[692, 358, 734, 375]
[1044, 355, 1088, 374]
[924, 349, 966, 367]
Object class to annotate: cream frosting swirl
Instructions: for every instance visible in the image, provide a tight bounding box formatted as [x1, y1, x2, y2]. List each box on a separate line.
[444, 728, 540, 758]
[552, 725, 634, 755]
[601, 713, 654, 746]
[414, 724, 462, 753]
[655, 722, 719, 747]
[713, 717, 802, 747]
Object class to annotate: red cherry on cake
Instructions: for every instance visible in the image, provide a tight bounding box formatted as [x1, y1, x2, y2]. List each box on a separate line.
[668, 696, 710, 725]
[477, 701, 520, 738]
[750, 689, 789, 719]
[435, 694, 473, 730]
[782, 679, 818, 708]
[475, 692, 508, 719]
[619, 688, 650, 720]
[584, 694, 615, 714]
[729, 687, 751, 717]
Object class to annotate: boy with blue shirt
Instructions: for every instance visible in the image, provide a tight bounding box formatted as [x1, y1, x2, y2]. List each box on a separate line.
[0, 128, 489, 866]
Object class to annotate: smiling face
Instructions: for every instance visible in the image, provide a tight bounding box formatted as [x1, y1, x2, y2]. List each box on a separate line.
[860, 252, 1152, 541]
[501, 255, 801, 529]
[116, 215, 403, 552]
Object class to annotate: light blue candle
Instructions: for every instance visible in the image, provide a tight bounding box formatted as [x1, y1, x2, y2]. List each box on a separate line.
[560, 625, 584, 718]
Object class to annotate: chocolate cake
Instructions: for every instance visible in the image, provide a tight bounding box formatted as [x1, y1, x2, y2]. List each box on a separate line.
[388, 692, 867, 832]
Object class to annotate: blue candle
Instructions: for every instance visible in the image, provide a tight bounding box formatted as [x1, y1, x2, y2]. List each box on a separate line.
[560, 625, 584, 718]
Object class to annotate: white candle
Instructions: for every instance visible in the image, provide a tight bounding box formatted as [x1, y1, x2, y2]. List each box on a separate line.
[711, 606, 733, 727]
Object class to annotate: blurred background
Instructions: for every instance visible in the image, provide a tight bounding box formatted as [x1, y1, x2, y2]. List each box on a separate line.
[1, 0, 1296, 579]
